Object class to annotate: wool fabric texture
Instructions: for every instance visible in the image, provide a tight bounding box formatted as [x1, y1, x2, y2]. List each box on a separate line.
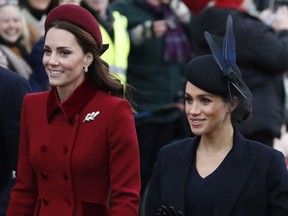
[44, 4, 103, 50]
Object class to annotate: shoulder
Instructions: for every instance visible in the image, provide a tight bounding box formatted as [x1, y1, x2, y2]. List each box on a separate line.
[23, 91, 49, 105]
[235, 133, 286, 168]
[0, 67, 31, 92]
[158, 137, 198, 159]
[0, 67, 25, 83]
[248, 139, 284, 159]
[94, 91, 133, 111]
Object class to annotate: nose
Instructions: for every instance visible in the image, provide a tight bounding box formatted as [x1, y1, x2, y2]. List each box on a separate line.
[47, 54, 59, 66]
[188, 102, 200, 115]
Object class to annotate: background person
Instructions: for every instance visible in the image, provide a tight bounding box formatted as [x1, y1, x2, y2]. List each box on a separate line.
[0, 67, 31, 216]
[0, 2, 32, 80]
[111, 0, 194, 196]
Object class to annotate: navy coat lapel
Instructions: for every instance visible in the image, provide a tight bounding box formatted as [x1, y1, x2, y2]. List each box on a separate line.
[213, 131, 256, 216]
[166, 137, 200, 214]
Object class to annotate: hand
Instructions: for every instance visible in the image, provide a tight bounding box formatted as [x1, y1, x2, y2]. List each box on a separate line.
[0, 50, 8, 68]
[167, 0, 191, 23]
[157, 205, 183, 216]
[271, 6, 288, 31]
[153, 20, 168, 38]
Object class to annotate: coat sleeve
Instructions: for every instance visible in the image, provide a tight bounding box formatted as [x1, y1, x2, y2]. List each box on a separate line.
[268, 150, 288, 215]
[6, 95, 38, 216]
[144, 149, 163, 216]
[2, 76, 31, 171]
[107, 100, 141, 216]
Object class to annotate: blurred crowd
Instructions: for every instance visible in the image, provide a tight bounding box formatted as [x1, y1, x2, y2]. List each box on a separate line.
[1, 0, 288, 214]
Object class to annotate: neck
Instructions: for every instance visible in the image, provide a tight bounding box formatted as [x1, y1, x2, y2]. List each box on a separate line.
[198, 124, 234, 154]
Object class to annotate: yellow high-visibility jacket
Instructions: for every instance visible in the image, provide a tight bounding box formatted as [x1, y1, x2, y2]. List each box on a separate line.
[100, 11, 130, 86]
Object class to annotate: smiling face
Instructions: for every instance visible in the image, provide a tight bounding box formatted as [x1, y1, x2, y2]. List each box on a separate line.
[28, 0, 52, 10]
[185, 81, 231, 136]
[43, 27, 92, 95]
[58, 0, 82, 5]
[82, 0, 109, 12]
[0, 5, 23, 43]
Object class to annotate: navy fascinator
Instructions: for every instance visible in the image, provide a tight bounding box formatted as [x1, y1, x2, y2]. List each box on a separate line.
[185, 15, 252, 122]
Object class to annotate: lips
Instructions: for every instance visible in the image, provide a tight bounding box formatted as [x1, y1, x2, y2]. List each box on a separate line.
[49, 70, 64, 77]
[50, 70, 63, 74]
[190, 119, 205, 126]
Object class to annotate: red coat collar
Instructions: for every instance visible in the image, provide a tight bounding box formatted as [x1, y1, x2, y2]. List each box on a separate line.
[47, 78, 98, 124]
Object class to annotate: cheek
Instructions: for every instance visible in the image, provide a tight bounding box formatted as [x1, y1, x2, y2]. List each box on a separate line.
[185, 103, 191, 116]
[42, 55, 48, 66]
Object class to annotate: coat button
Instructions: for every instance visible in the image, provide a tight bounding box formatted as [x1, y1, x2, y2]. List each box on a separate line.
[62, 146, 68, 154]
[40, 145, 47, 152]
[63, 174, 69, 181]
[40, 171, 47, 179]
[43, 197, 49, 205]
[66, 200, 71, 207]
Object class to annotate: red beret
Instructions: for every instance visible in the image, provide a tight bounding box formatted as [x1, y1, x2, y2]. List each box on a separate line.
[45, 4, 103, 50]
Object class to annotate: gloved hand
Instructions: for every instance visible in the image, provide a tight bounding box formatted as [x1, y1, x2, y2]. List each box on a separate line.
[157, 205, 183, 216]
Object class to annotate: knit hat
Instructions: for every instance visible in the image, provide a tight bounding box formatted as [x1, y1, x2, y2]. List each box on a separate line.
[44, 4, 103, 50]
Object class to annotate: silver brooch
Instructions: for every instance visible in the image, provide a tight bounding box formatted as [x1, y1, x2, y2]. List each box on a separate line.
[83, 111, 100, 122]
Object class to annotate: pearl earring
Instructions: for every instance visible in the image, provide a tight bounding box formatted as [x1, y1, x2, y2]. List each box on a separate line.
[84, 66, 88, 73]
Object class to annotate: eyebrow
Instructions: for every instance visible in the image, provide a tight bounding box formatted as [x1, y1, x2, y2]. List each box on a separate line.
[43, 45, 72, 50]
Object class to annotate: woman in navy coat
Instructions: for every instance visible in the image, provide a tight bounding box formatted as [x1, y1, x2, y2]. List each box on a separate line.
[6, 4, 141, 216]
[145, 16, 288, 216]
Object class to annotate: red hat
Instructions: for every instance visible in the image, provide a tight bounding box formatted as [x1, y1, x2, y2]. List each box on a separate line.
[183, 0, 211, 14]
[215, 0, 245, 10]
[44, 4, 103, 50]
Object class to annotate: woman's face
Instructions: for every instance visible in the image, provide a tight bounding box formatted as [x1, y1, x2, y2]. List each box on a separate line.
[43, 28, 91, 91]
[0, 5, 22, 43]
[28, 0, 52, 10]
[185, 81, 231, 136]
[82, 0, 109, 12]
[58, 0, 81, 5]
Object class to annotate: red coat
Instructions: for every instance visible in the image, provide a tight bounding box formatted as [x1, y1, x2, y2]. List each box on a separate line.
[7, 79, 141, 216]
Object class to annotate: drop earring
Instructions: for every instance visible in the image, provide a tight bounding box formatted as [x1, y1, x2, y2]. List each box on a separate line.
[84, 66, 88, 73]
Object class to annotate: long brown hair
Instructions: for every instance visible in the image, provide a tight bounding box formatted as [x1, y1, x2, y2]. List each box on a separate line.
[45, 20, 125, 98]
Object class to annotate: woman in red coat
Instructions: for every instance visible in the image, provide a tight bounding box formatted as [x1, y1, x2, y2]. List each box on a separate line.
[6, 4, 141, 216]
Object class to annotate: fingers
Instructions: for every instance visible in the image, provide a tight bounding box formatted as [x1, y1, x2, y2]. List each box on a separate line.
[157, 205, 183, 216]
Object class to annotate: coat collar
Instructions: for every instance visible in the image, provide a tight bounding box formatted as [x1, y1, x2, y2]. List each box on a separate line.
[47, 78, 98, 124]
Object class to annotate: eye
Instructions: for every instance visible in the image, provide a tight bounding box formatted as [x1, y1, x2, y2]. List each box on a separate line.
[185, 95, 193, 104]
[59, 50, 71, 56]
[43, 48, 51, 56]
[201, 97, 211, 104]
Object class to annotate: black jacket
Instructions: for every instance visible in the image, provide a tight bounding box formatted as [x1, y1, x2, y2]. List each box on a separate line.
[0, 67, 31, 192]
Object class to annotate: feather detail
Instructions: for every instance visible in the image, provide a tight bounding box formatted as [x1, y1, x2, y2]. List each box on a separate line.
[223, 15, 236, 66]
[204, 31, 226, 70]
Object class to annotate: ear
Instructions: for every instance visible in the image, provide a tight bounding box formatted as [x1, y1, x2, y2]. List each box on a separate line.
[84, 52, 93, 67]
[228, 96, 238, 113]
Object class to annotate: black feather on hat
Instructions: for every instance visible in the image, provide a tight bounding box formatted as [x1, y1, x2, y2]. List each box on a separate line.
[185, 15, 252, 122]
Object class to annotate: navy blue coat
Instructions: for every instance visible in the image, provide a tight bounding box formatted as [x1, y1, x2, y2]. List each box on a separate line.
[145, 131, 288, 216]
[0, 67, 31, 192]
